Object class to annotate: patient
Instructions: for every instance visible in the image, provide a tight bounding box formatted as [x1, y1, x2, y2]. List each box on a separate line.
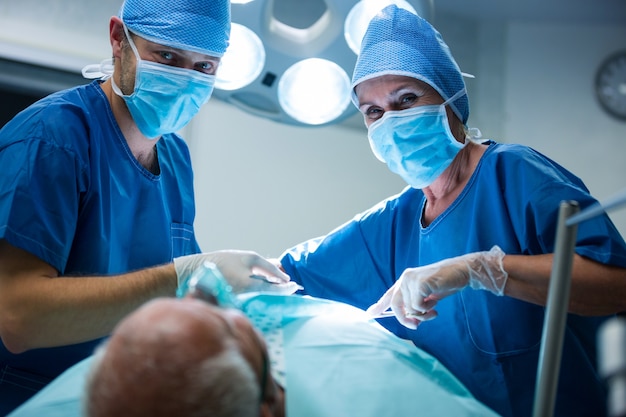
[8, 264, 499, 417]
[86, 297, 283, 417]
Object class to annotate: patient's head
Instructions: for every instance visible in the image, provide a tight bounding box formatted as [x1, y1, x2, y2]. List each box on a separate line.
[85, 297, 284, 417]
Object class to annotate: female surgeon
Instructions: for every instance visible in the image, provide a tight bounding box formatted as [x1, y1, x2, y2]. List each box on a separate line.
[278, 5, 626, 417]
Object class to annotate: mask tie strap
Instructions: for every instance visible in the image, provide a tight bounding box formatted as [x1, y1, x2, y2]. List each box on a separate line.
[121, 22, 142, 62]
[466, 127, 483, 143]
[442, 88, 467, 106]
[81, 58, 114, 80]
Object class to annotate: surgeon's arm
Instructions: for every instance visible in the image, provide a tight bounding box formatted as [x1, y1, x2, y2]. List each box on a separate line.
[502, 252, 626, 316]
[0, 241, 294, 353]
[0, 240, 175, 353]
[369, 248, 626, 329]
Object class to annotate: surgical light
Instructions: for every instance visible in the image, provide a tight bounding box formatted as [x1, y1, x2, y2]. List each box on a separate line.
[212, 0, 433, 127]
[215, 23, 265, 91]
[278, 58, 351, 125]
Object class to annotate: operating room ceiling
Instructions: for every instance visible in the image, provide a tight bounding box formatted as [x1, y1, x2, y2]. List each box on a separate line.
[1, 0, 624, 69]
[243, 0, 626, 27]
[434, 0, 626, 25]
[0, 0, 624, 128]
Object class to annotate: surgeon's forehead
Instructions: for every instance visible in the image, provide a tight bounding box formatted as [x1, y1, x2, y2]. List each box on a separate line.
[355, 75, 435, 105]
[132, 33, 221, 63]
[356, 74, 429, 93]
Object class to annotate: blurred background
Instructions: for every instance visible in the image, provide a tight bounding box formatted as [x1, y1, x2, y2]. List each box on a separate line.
[0, 0, 625, 257]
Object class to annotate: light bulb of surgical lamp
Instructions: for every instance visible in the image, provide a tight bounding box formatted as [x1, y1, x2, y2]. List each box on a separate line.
[215, 23, 265, 91]
[278, 58, 351, 126]
[344, 0, 417, 55]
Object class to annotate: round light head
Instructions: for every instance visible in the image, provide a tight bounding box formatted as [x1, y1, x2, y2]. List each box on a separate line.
[344, 0, 417, 55]
[215, 23, 265, 91]
[278, 58, 351, 125]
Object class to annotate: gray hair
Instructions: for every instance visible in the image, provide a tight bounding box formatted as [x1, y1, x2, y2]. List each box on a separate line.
[84, 343, 260, 417]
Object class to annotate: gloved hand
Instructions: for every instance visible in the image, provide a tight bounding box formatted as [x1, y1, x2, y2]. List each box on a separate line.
[366, 246, 508, 329]
[174, 250, 301, 295]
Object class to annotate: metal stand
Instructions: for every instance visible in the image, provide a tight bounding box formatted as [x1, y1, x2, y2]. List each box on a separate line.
[532, 201, 580, 417]
[530, 188, 626, 416]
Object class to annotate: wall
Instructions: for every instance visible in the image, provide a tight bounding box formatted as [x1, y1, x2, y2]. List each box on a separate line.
[186, 104, 405, 256]
[503, 22, 626, 234]
[0, 0, 114, 72]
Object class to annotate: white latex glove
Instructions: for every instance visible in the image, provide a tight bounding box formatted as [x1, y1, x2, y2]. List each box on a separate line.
[174, 250, 301, 295]
[367, 246, 508, 329]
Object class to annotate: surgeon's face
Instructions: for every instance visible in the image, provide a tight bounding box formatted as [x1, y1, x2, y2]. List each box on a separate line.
[355, 75, 459, 128]
[112, 16, 221, 95]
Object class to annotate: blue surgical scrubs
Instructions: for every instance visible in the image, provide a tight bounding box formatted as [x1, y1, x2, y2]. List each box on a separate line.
[0, 80, 200, 413]
[280, 141, 626, 417]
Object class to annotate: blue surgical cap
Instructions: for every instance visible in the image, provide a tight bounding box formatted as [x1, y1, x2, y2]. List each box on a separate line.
[120, 0, 231, 58]
[351, 5, 469, 125]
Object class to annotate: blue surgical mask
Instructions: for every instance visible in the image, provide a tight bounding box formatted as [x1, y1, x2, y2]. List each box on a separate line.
[367, 89, 467, 189]
[111, 25, 216, 139]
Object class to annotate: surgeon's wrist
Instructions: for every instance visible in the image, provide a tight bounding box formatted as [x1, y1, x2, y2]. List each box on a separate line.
[467, 246, 508, 296]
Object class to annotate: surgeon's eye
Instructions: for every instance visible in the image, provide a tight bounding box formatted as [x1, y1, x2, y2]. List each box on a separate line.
[399, 93, 418, 108]
[159, 51, 174, 61]
[195, 61, 218, 75]
[363, 106, 384, 122]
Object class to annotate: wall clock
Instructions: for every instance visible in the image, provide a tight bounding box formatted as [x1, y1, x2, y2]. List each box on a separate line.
[595, 50, 626, 121]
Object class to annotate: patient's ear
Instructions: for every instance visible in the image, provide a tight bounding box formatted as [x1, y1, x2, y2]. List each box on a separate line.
[259, 395, 285, 417]
[259, 403, 273, 417]
[259, 381, 284, 417]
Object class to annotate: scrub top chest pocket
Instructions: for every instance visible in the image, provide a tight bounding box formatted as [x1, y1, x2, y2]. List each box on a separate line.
[170, 222, 198, 258]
